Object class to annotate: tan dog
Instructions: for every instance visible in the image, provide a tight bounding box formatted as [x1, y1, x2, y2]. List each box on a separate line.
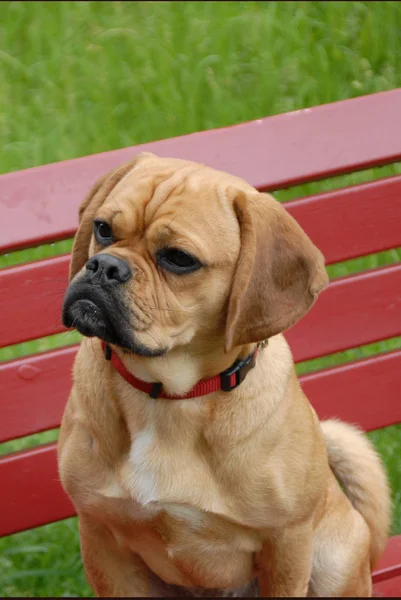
[58, 153, 390, 597]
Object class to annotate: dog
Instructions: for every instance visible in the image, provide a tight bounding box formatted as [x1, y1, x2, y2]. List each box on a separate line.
[58, 152, 390, 597]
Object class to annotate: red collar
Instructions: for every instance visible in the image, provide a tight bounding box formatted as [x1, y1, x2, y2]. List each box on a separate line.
[100, 340, 258, 400]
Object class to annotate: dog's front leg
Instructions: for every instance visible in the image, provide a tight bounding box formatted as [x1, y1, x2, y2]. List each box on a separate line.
[79, 515, 160, 598]
[255, 523, 313, 597]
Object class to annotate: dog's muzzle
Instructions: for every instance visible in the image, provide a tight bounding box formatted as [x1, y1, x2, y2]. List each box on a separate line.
[62, 254, 132, 338]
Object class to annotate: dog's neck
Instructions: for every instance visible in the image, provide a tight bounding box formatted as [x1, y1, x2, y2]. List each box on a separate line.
[110, 340, 257, 397]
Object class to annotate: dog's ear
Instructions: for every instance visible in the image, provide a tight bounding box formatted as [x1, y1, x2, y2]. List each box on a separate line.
[225, 191, 328, 352]
[69, 155, 151, 281]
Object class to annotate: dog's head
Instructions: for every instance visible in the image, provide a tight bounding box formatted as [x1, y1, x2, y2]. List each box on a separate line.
[62, 153, 328, 358]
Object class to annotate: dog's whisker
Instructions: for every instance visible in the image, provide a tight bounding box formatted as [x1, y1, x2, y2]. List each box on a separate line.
[144, 325, 163, 351]
[40, 291, 67, 300]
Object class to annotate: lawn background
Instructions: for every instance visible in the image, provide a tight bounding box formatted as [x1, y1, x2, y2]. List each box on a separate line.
[1, 1, 401, 596]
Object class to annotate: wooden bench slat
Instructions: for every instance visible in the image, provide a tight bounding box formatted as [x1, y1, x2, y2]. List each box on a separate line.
[0, 441, 399, 596]
[373, 575, 401, 598]
[287, 175, 401, 266]
[2, 256, 401, 360]
[287, 263, 401, 362]
[0, 345, 76, 443]
[0, 255, 69, 347]
[301, 349, 401, 432]
[2, 343, 401, 443]
[373, 535, 401, 597]
[374, 563, 401, 585]
[1, 89, 401, 253]
[0, 443, 75, 538]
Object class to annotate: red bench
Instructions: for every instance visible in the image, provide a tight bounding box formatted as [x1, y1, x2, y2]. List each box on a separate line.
[1, 89, 401, 596]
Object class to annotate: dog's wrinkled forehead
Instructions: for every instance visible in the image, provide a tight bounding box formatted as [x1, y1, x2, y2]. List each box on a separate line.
[97, 154, 253, 251]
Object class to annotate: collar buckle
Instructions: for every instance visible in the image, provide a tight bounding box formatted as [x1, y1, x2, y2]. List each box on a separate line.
[220, 350, 257, 392]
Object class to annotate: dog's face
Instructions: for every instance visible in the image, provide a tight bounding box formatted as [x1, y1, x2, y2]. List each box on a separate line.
[62, 153, 328, 357]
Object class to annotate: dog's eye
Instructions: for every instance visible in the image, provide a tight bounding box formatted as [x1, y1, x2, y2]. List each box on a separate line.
[94, 220, 113, 245]
[157, 248, 202, 274]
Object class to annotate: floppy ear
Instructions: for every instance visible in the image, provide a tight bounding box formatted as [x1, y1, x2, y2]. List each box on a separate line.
[225, 191, 328, 351]
[69, 155, 152, 281]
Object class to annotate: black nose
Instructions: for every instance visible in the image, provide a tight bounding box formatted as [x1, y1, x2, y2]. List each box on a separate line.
[85, 254, 132, 284]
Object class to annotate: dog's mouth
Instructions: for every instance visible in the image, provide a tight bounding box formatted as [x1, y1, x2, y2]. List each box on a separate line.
[62, 283, 167, 358]
[64, 297, 108, 338]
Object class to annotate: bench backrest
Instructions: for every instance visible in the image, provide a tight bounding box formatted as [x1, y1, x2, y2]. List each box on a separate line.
[1, 89, 401, 569]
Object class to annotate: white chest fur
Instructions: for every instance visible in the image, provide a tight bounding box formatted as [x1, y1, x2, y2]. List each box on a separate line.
[128, 425, 160, 507]
[124, 426, 232, 515]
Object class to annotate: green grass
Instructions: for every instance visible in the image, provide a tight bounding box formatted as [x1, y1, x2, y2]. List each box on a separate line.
[1, 0, 401, 596]
[2, 1, 401, 175]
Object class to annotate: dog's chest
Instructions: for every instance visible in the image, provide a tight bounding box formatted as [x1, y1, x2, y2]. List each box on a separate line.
[119, 423, 230, 516]
[93, 423, 260, 540]
[87, 425, 262, 589]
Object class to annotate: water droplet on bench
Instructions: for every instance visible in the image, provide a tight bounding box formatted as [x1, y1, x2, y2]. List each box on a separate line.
[17, 364, 40, 380]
